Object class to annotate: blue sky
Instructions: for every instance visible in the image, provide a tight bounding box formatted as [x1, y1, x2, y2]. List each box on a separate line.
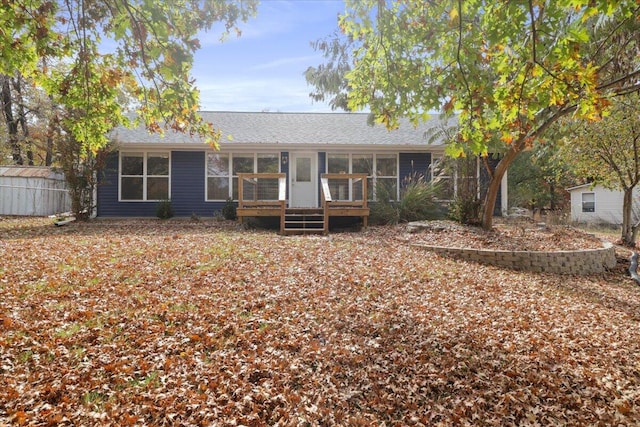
[192, 0, 346, 113]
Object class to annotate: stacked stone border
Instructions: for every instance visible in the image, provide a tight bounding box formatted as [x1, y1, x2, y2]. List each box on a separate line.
[412, 240, 616, 275]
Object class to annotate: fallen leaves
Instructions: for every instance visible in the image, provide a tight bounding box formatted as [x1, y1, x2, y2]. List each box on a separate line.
[1, 217, 640, 425]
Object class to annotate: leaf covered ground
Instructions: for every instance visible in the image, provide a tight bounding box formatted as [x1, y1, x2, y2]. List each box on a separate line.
[1, 217, 640, 426]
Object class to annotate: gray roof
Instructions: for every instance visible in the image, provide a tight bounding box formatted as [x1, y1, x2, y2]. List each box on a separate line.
[110, 111, 454, 147]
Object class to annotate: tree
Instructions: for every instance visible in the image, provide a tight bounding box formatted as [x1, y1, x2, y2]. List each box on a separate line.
[308, 0, 640, 229]
[0, 0, 258, 156]
[507, 148, 574, 213]
[558, 95, 640, 246]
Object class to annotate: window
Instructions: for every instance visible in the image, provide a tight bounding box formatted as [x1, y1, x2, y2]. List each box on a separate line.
[582, 192, 595, 212]
[326, 153, 397, 200]
[120, 152, 169, 201]
[206, 153, 280, 201]
[376, 154, 398, 200]
[207, 153, 230, 201]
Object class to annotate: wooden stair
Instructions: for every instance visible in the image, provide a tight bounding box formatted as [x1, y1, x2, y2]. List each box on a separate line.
[282, 208, 326, 235]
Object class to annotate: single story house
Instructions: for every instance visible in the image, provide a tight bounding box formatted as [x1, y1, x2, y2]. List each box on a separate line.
[97, 111, 506, 231]
[567, 183, 639, 225]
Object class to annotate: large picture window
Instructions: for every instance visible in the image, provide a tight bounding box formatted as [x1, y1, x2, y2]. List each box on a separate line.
[326, 153, 396, 200]
[120, 152, 170, 201]
[206, 153, 280, 201]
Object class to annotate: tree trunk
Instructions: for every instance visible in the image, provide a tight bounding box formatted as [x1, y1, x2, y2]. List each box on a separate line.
[12, 75, 34, 165]
[621, 187, 637, 246]
[1, 74, 23, 165]
[481, 147, 520, 230]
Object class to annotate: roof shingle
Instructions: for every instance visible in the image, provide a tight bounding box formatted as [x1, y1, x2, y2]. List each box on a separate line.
[110, 111, 453, 147]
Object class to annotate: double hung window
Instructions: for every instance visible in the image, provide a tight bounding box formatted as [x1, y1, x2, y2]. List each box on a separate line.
[582, 193, 595, 212]
[120, 152, 170, 201]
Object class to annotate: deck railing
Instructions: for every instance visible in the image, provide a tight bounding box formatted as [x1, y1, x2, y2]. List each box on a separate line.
[321, 173, 369, 228]
[237, 173, 287, 233]
[237, 172, 369, 233]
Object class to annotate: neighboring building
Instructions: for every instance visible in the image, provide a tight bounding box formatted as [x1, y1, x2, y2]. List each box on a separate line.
[97, 111, 504, 220]
[567, 183, 639, 225]
[0, 166, 70, 216]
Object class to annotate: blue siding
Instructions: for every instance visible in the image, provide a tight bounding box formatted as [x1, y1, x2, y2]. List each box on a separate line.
[97, 152, 123, 216]
[97, 151, 223, 217]
[399, 152, 431, 185]
[172, 151, 220, 216]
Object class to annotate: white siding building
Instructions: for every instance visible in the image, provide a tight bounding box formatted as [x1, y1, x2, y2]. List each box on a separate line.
[0, 166, 70, 216]
[567, 183, 639, 225]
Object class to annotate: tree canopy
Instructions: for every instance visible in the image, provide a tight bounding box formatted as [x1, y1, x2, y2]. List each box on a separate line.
[308, 0, 640, 229]
[557, 94, 640, 245]
[0, 0, 257, 154]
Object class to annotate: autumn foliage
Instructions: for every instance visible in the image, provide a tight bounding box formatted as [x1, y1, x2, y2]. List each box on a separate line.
[1, 218, 640, 425]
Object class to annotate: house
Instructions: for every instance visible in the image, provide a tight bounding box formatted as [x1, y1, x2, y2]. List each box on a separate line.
[98, 111, 503, 232]
[567, 183, 639, 225]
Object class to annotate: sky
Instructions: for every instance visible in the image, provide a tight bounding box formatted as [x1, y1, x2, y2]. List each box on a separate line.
[192, 0, 347, 113]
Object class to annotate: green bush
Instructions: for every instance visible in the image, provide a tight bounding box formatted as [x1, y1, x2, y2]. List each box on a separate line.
[221, 198, 237, 220]
[370, 174, 444, 225]
[156, 200, 174, 219]
[448, 195, 481, 225]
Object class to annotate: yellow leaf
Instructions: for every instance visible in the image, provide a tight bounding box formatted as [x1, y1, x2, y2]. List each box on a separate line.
[449, 7, 459, 21]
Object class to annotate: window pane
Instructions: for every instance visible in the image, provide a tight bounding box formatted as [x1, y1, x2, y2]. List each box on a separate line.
[376, 155, 397, 176]
[352, 177, 369, 201]
[147, 153, 169, 175]
[582, 193, 595, 212]
[122, 154, 143, 175]
[232, 177, 239, 200]
[377, 178, 397, 200]
[207, 177, 229, 200]
[328, 154, 348, 173]
[329, 179, 349, 200]
[233, 155, 254, 174]
[207, 153, 229, 176]
[121, 177, 143, 200]
[352, 154, 373, 175]
[257, 154, 279, 173]
[147, 177, 168, 200]
[296, 157, 311, 182]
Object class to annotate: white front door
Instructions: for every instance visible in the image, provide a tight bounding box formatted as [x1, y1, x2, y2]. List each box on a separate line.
[290, 152, 317, 207]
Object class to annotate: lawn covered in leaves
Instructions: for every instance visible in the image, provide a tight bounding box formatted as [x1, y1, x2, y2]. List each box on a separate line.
[1, 218, 640, 426]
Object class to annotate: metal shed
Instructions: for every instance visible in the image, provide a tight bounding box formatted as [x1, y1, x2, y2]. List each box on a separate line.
[0, 166, 71, 216]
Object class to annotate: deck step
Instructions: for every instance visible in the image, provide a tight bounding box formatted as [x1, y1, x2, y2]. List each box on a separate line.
[282, 208, 326, 235]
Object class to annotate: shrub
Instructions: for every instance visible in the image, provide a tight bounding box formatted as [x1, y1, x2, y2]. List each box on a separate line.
[221, 198, 237, 220]
[156, 200, 174, 219]
[448, 195, 481, 225]
[370, 174, 444, 225]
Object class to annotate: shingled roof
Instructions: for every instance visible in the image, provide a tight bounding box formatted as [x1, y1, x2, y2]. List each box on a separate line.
[110, 111, 453, 147]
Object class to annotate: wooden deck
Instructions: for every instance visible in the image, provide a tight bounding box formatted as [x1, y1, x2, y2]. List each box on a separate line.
[236, 173, 370, 235]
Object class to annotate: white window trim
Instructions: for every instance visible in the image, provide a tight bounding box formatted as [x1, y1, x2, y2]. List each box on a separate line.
[326, 152, 399, 200]
[119, 151, 171, 202]
[582, 192, 596, 213]
[205, 152, 280, 201]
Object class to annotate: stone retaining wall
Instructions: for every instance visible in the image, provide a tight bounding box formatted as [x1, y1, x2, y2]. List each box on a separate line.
[412, 241, 617, 275]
